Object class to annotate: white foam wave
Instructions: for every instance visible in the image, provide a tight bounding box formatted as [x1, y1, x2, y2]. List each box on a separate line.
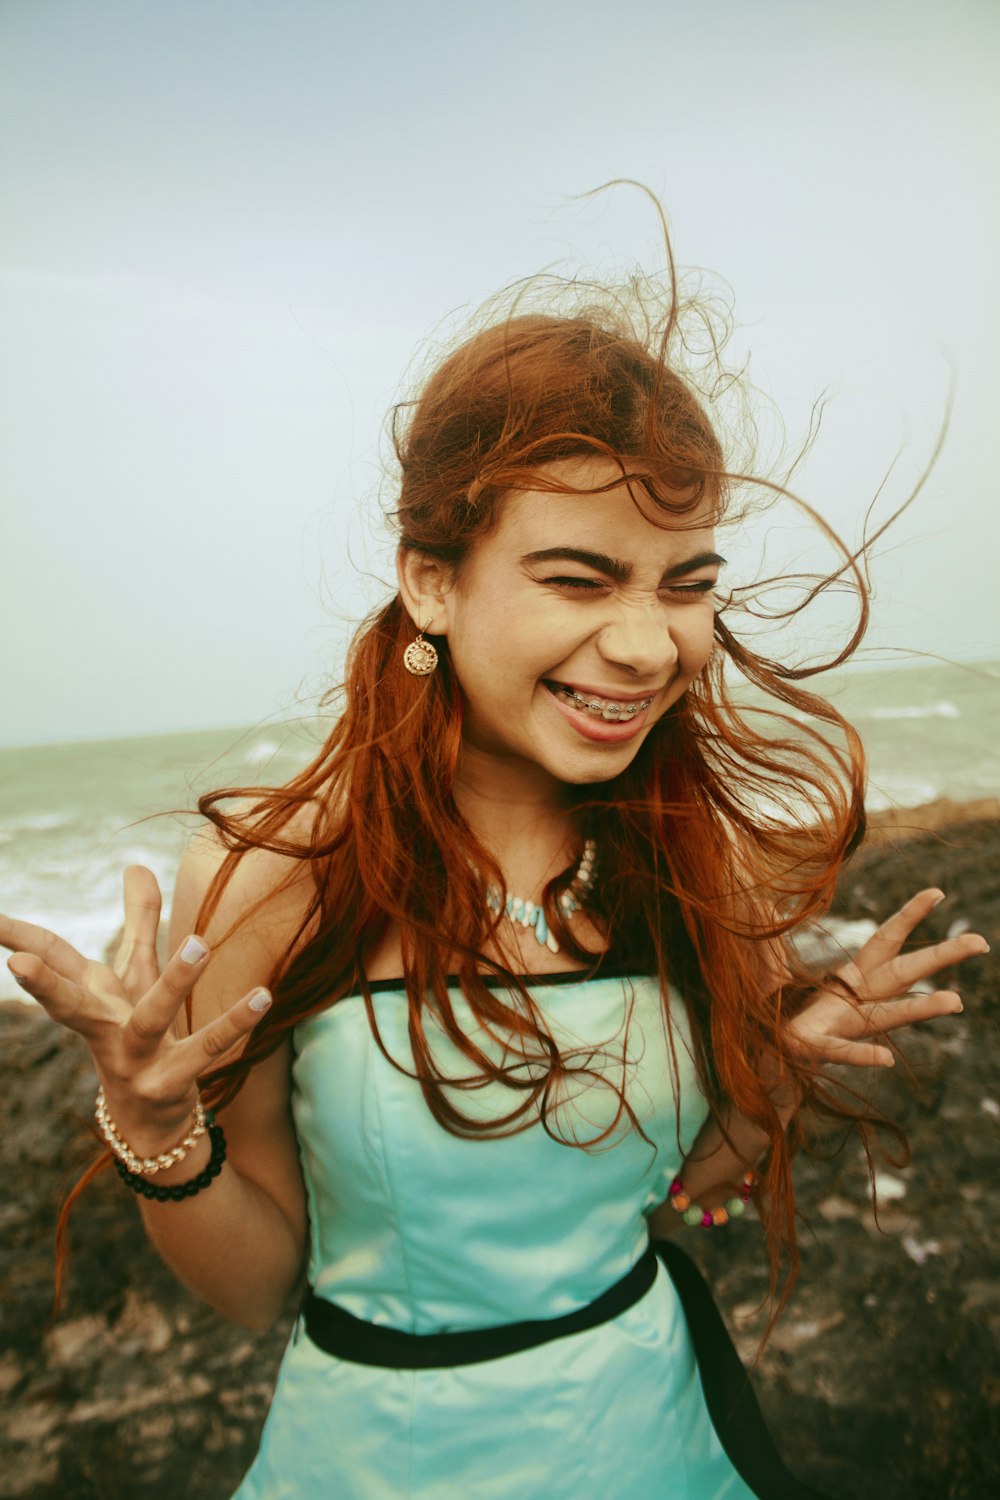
[245, 738, 282, 765]
[865, 701, 960, 721]
[791, 918, 879, 968]
[865, 777, 941, 812]
[0, 810, 73, 835]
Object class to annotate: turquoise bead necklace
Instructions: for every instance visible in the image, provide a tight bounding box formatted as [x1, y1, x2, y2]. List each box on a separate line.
[485, 840, 598, 953]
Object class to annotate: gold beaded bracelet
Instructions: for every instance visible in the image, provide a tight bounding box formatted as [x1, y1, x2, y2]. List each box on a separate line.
[95, 1087, 208, 1176]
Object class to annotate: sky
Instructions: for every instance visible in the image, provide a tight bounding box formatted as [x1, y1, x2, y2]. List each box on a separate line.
[1, 0, 998, 747]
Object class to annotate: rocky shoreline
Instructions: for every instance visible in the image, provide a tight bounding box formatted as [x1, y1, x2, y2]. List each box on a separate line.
[1, 804, 997, 1499]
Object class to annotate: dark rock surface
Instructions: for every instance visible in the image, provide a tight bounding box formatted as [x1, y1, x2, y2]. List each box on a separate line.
[1, 817, 997, 1499]
[687, 815, 1000, 1500]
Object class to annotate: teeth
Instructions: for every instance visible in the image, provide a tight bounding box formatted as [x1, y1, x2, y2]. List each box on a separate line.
[553, 684, 653, 720]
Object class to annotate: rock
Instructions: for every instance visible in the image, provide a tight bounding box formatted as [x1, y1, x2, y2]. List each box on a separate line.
[865, 795, 1000, 844]
[0, 1002, 290, 1499]
[681, 813, 1000, 1498]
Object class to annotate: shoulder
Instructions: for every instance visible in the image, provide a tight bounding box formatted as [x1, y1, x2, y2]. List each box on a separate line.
[169, 804, 324, 1016]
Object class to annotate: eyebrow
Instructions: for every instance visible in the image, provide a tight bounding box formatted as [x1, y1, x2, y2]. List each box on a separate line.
[520, 547, 727, 582]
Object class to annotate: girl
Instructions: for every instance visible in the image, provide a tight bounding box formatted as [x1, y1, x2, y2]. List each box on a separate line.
[1, 223, 986, 1500]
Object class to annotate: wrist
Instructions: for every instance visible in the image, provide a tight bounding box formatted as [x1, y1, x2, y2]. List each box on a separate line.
[95, 1087, 209, 1176]
[669, 1170, 756, 1229]
[115, 1121, 226, 1201]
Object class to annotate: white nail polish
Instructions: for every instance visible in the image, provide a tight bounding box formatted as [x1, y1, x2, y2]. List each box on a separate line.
[248, 989, 272, 1012]
[180, 936, 208, 965]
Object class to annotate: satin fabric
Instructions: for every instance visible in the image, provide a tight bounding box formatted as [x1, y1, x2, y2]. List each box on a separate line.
[231, 974, 758, 1499]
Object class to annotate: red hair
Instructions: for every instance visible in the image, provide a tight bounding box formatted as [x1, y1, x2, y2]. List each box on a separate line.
[61, 202, 909, 1337]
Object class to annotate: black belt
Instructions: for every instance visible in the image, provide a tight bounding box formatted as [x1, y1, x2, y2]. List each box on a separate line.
[300, 1241, 833, 1499]
[301, 1241, 659, 1370]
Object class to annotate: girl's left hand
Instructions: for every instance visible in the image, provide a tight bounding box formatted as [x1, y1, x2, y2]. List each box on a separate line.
[784, 888, 989, 1068]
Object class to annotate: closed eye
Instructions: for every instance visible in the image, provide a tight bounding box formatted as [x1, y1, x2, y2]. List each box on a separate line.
[665, 580, 717, 597]
[542, 574, 718, 597]
[543, 576, 608, 592]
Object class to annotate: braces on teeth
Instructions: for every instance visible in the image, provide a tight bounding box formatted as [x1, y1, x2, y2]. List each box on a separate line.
[554, 685, 653, 721]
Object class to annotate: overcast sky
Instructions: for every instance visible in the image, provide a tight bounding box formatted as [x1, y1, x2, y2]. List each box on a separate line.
[2, 0, 997, 748]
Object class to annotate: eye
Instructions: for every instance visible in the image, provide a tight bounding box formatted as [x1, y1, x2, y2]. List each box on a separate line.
[664, 579, 718, 599]
[543, 575, 608, 592]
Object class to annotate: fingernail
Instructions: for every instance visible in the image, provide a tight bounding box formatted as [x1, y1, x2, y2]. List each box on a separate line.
[180, 936, 209, 965]
[8, 967, 31, 989]
[248, 989, 272, 1013]
[931, 892, 946, 908]
[977, 941, 991, 955]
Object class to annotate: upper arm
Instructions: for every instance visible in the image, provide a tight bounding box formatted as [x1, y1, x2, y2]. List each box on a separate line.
[166, 823, 318, 1261]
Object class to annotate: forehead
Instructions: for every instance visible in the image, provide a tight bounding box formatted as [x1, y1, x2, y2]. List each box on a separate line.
[485, 458, 716, 559]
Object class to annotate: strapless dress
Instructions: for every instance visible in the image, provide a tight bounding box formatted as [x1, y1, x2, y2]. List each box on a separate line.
[231, 972, 801, 1499]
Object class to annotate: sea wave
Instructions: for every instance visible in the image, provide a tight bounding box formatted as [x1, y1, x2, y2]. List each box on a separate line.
[791, 918, 879, 968]
[0, 811, 73, 839]
[245, 737, 282, 765]
[864, 701, 960, 721]
[865, 777, 942, 813]
[0, 837, 185, 1004]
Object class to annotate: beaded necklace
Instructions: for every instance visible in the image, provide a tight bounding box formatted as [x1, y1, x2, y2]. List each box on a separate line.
[485, 839, 598, 953]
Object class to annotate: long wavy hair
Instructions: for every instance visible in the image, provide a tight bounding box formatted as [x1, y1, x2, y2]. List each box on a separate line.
[63, 197, 911, 1333]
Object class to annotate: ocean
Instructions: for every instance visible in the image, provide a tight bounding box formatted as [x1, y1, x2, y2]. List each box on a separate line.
[1, 658, 997, 1003]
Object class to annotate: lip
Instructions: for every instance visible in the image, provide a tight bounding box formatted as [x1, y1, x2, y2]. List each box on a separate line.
[543, 681, 655, 743]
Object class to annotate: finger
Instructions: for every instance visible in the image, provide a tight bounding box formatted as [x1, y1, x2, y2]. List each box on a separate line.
[851, 889, 945, 977]
[829, 1039, 896, 1068]
[857, 989, 964, 1034]
[114, 866, 163, 1000]
[0, 914, 90, 983]
[6, 953, 123, 1039]
[125, 934, 212, 1052]
[871, 931, 989, 997]
[173, 986, 273, 1076]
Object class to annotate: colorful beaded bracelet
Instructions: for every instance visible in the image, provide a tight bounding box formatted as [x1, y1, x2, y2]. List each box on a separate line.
[113, 1121, 227, 1202]
[668, 1169, 756, 1228]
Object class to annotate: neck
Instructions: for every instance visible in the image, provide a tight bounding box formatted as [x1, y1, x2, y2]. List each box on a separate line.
[452, 744, 580, 892]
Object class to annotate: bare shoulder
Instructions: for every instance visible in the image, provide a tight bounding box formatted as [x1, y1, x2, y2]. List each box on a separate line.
[169, 805, 322, 1023]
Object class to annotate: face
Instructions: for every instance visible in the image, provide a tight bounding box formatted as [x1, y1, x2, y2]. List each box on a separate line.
[411, 460, 722, 790]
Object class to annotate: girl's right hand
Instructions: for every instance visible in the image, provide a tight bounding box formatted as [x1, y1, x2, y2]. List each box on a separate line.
[0, 864, 271, 1156]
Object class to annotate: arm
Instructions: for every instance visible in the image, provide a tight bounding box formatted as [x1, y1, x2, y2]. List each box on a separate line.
[131, 834, 311, 1329]
[1, 834, 317, 1332]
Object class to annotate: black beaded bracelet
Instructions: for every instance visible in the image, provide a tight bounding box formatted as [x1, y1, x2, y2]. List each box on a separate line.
[114, 1120, 227, 1202]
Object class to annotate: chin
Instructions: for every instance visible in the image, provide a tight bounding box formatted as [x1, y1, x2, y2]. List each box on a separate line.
[543, 740, 649, 788]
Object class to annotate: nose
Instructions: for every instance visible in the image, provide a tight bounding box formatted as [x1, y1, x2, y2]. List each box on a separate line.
[596, 600, 679, 679]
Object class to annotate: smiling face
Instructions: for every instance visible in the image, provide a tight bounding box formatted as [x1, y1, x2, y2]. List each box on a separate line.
[401, 459, 723, 796]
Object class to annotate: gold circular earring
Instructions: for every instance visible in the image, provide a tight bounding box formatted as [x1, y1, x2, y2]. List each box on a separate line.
[403, 620, 439, 676]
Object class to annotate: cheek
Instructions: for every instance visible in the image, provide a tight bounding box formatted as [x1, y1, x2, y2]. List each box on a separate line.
[678, 611, 717, 676]
[447, 618, 536, 708]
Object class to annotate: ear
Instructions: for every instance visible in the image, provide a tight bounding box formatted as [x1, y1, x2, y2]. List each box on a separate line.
[396, 547, 453, 636]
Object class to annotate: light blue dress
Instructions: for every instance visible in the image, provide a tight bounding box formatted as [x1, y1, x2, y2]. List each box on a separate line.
[232, 972, 759, 1499]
